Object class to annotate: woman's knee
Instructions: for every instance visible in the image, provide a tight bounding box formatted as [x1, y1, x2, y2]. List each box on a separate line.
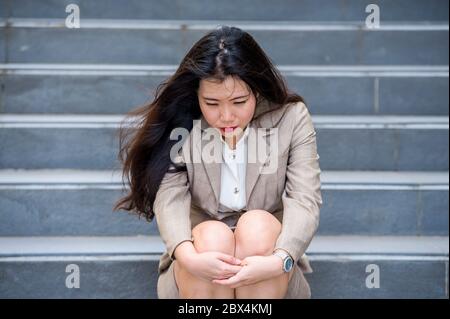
[234, 210, 281, 256]
[192, 220, 235, 254]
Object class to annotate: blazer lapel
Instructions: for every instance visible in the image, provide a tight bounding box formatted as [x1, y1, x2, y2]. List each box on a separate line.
[194, 116, 222, 209]
[245, 123, 275, 205]
[245, 97, 281, 206]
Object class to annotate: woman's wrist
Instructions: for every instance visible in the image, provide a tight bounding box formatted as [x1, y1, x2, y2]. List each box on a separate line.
[267, 255, 285, 276]
[173, 241, 198, 266]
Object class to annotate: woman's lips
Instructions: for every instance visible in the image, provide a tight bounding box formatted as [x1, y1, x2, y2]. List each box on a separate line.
[220, 126, 238, 133]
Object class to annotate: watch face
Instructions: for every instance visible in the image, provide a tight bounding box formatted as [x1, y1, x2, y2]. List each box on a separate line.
[284, 257, 294, 272]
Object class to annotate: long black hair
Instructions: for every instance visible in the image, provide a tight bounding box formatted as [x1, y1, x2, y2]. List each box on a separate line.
[114, 26, 304, 221]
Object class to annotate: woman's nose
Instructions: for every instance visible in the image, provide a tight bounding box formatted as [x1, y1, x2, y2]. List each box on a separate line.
[220, 107, 234, 122]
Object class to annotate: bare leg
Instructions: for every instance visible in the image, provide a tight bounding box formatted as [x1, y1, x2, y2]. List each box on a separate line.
[174, 220, 236, 298]
[234, 210, 292, 299]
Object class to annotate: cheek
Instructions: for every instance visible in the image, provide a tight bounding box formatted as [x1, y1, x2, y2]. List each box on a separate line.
[241, 102, 256, 121]
[200, 104, 219, 121]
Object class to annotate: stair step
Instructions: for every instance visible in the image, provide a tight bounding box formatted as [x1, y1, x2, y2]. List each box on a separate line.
[0, 236, 447, 298]
[0, 170, 448, 236]
[3, 0, 448, 21]
[0, 235, 447, 256]
[0, 115, 447, 171]
[2, 169, 448, 186]
[1, 64, 447, 115]
[3, 19, 449, 31]
[1, 26, 447, 65]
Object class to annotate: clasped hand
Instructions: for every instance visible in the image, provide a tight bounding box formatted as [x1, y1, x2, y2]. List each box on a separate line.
[184, 251, 283, 289]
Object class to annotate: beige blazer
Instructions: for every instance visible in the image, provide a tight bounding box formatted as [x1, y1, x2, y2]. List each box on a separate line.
[153, 99, 323, 275]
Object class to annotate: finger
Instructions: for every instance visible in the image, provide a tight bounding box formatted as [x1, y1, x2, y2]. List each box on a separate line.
[212, 275, 231, 281]
[216, 270, 240, 281]
[212, 275, 241, 286]
[223, 264, 243, 274]
[240, 259, 249, 266]
[216, 253, 242, 265]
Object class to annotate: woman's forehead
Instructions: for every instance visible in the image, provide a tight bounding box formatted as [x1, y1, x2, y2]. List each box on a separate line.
[199, 76, 250, 99]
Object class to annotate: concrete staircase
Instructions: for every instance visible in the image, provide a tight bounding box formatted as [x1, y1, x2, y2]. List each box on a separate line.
[0, 0, 448, 298]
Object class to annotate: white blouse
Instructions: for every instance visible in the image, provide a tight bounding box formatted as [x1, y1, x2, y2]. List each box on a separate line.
[218, 125, 250, 212]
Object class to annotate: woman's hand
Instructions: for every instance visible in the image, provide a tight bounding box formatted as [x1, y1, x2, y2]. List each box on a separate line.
[211, 255, 284, 289]
[181, 251, 243, 282]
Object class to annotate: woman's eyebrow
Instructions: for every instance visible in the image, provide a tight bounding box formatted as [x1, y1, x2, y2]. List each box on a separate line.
[202, 94, 249, 101]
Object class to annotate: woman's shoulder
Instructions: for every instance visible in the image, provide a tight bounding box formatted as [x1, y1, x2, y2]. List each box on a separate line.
[265, 100, 309, 129]
[282, 100, 308, 117]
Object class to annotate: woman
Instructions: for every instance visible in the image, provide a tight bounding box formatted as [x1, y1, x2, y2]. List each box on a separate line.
[115, 26, 323, 299]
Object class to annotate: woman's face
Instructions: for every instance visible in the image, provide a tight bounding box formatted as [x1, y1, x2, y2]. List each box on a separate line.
[198, 75, 257, 143]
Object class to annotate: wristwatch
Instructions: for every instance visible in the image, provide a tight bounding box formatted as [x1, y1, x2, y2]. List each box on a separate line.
[272, 249, 294, 273]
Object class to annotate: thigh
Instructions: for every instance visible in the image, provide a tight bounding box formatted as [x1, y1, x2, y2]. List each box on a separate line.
[172, 258, 204, 297]
[173, 220, 236, 297]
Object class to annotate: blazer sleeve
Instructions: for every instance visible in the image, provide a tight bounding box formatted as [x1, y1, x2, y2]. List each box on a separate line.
[152, 144, 193, 261]
[274, 102, 323, 264]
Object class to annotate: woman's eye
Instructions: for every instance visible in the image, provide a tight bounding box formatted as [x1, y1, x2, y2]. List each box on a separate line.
[205, 100, 247, 106]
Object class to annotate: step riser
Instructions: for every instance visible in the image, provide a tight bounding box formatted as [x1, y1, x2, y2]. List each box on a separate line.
[0, 258, 447, 298]
[2, 29, 448, 65]
[2, 0, 448, 21]
[0, 127, 447, 170]
[0, 259, 159, 299]
[0, 188, 447, 236]
[319, 129, 448, 171]
[1, 75, 448, 115]
[0, 189, 159, 236]
[308, 259, 448, 299]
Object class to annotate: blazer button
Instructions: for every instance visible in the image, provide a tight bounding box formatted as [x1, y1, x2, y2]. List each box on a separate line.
[234, 187, 239, 194]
